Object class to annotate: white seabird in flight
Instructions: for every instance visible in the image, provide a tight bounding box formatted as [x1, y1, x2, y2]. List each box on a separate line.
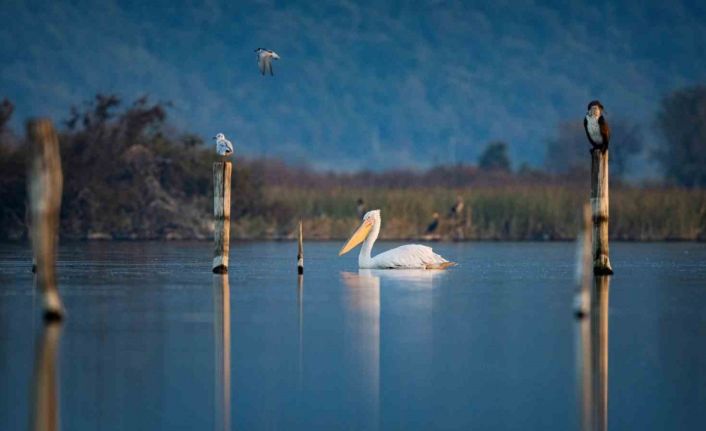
[213, 133, 234, 157]
[255, 48, 280, 76]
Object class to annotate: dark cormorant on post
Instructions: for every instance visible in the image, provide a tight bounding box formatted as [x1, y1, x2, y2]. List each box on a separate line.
[583, 100, 610, 152]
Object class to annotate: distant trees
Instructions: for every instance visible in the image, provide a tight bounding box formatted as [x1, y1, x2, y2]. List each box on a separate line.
[0, 99, 26, 239]
[544, 118, 642, 178]
[0, 94, 271, 239]
[654, 85, 706, 187]
[544, 121, 585, 175]
[0, 98, 14, 132]
[478, 141, 511, 171]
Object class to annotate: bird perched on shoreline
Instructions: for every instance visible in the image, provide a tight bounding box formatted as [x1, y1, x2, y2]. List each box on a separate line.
[213, 133, 234, 157]
[255, 48, 280, 76]
[425, 212, 440, 235]
[583, 100, 610, 152]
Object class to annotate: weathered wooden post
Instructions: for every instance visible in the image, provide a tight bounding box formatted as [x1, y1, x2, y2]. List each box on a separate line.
[212, 161, 232, 274]
[27, 119, 64, 320]
[297, 219, 304, 274]
[590, 149, 613, 275]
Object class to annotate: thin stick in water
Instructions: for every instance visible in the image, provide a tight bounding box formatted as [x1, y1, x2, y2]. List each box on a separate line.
[297, 219, 304, 274]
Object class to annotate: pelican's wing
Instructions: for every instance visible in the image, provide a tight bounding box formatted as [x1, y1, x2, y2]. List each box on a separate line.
[372, 244, 454, 269]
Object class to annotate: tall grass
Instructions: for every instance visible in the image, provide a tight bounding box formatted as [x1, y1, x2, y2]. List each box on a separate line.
[240, 185, 706, 241]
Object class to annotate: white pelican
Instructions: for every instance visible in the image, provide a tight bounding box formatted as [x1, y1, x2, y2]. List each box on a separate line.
[339, 210, 456, 269]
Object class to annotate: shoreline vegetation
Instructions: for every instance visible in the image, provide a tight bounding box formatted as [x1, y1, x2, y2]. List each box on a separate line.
[1, 95, 705, 242]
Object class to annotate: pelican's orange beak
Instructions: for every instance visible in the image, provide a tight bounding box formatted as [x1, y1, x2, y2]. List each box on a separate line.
[339, 218, 373, 256]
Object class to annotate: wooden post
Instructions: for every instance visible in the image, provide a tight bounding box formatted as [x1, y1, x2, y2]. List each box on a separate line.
[213, 161, 232, 274]
[297, 219, 304, 274]
[27, 119, 64, 320]
[574, 203, 592, 318]
[590, 149, 613, 274]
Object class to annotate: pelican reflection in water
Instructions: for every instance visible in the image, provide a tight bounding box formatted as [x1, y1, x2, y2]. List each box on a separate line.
[341, 270, 381, 430]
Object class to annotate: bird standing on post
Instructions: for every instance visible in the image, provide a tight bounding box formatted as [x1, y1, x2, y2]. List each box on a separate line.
[583, 100, 610, 152]
[213, 133, 234, 159]
[255, 48, 280, 76]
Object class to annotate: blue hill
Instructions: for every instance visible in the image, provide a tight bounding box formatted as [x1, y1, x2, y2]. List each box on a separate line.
[2, 0, 705, 170]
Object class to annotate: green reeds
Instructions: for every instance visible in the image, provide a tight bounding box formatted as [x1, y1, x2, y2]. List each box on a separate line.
[244, 185, 706, 241]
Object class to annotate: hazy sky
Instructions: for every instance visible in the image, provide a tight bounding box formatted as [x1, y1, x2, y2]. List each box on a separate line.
[2, 0, 705, 170]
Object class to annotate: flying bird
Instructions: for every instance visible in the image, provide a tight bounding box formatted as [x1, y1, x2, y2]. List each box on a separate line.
[339, 210, 455, 269]
[583, 100, 610, 152]
[255, 48, 280, 76]
[213, 133, 234, 157]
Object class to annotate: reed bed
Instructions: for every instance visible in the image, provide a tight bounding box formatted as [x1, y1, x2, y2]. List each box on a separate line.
[242, 185, 706, 241]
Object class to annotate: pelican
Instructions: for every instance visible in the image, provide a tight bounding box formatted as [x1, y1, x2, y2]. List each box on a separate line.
[339, 210, 456, 269]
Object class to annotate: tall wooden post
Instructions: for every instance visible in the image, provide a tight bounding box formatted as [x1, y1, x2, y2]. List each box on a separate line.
[27, 119, 64, 320]
[297, 219, 304, 274]
[213, 161, 232, 274]
[590, 149, 613, 275]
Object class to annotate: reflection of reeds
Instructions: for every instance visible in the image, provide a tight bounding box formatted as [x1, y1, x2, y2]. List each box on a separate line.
[236, 185, 706, 241]
[30, 322, 63, 431]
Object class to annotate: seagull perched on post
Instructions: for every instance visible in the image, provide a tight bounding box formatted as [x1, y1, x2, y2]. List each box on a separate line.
[583, 100, 610, 152]
[255, 48, 280, 76]
[213, 133, 234, 158]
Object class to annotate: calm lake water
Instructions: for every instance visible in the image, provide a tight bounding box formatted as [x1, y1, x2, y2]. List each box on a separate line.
[1, 241, 705, 430]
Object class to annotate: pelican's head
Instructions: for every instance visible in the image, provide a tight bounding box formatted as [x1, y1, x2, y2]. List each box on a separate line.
[339, 210, 380, 256]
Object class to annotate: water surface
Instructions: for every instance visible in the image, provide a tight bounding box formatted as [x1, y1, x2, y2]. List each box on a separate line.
[1, 241, 705, 430]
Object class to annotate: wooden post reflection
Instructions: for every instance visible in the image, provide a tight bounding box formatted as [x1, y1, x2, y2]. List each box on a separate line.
[574, 203, 593, 318]
[297, 274, 304, 389]
[30, 322, 63, 431]
[577, 275, 610, 431]
[213, 275, 231, 431]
